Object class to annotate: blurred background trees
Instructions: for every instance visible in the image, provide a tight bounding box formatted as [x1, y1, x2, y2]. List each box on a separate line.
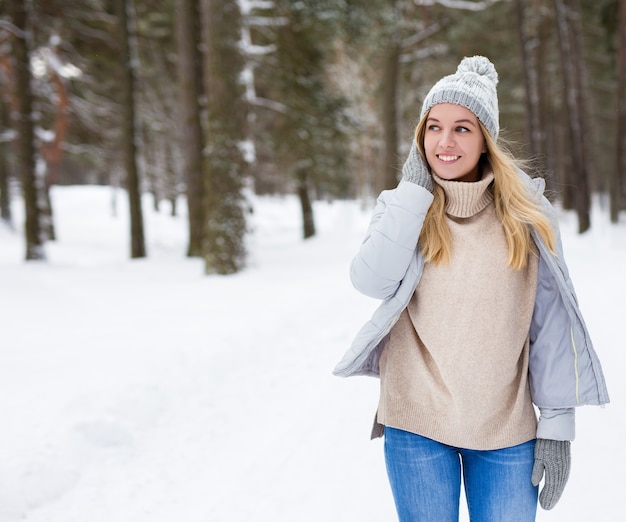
[0, 0, 624, 271]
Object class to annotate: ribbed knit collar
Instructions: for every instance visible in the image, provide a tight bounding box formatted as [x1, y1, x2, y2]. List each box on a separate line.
[433, 171, 495, 218]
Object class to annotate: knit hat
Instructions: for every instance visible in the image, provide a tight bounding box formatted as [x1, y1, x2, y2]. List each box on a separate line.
[420, 56, 499, 140]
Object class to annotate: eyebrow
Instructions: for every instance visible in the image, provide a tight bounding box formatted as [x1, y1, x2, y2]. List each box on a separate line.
[427, 117, 477, 127]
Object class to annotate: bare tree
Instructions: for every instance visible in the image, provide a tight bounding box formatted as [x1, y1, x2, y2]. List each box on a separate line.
[116, 0, 146, 258]
[514, 1, 545, 162]
[38, 38, 70, 241]
[613, 0, 626, 223]
[553, 0, 591, 233]
[176, 0, 206, 256]
[9, 0, 45, 259]
[380, 30, 401, 193]
[0, 98, 11, 226]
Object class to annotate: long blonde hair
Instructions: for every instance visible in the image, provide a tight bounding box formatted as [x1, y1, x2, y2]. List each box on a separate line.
[416, 113, 556, 270]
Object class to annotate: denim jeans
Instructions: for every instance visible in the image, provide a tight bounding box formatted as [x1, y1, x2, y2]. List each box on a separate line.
[384, 427, 538, 522]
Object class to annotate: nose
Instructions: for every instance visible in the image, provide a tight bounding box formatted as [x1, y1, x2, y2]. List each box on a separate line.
[439, 130, 455, 148]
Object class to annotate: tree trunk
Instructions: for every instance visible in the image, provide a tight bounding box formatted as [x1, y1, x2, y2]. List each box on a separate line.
[40, 52, 70, 241]
[514, 0, 546, 164]
[176, 0, 206, 256]
[514, 0, 534, 155]
[10, 0, 45, 259]
[538, 11, 557, 195]
[297, 168, 315, 239]
[0, 101, 11, 226]
[141, 123, 160, 212]
[201, 0, 248, 274]
[117, 0, 146, 258]
[553, 0, 591, 233]
[613, 0, 626, 223]
[380, 38, 401, 193]
[164, 139, 178, 217]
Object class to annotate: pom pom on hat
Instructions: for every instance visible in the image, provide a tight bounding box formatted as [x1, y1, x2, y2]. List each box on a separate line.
[456, 56, 498, 85]
[420, 55, 500, 140]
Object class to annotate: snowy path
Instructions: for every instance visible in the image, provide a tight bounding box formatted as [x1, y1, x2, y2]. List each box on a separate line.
[0, 187, 624, 521]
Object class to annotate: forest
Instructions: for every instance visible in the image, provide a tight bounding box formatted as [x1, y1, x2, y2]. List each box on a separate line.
[1, 0, 625, 274]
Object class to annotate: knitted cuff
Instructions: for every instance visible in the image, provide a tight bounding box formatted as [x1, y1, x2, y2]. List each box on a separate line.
[537, 438, 571, 464]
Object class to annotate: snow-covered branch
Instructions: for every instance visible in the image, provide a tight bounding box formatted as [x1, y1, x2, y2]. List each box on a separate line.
[0, 129, 17, 143]
[244, 43, 277, 56]
[238, 0, 275, 14]
[0, 19, 25, 39]
[401, 43, 448, 64]
[413, 0, 502, 10]
[31, 45, 82, 79]
[250, 96, 288, 114]
[246, 16, 289, 27]
[401, 21, 444, 49]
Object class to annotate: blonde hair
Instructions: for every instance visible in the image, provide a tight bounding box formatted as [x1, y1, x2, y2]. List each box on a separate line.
[415, 113, 556, 270]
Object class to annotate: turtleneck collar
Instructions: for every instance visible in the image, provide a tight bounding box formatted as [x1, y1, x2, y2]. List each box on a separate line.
[433, 172, 495, 218]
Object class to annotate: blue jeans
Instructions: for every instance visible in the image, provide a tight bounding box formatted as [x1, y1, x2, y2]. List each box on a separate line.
[384, 427, 538, 522]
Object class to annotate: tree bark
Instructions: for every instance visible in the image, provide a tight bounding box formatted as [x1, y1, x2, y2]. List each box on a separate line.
[613, 0, 626, 223]
[176, 0, 206, 256]
[0, 100, 11, 225]
[40, 45, 70, 241]
[297, 168, 315, 239]
[537, 9, 556, 194]
[514, 0, 546, 164]
[553, 0, 591, 233]
[164, 139, 178, 217]
[116, 0, 146, 258]
[10, 0, 45, 259]
[380, 38, 401, 193]
[201, 0, 248, 274]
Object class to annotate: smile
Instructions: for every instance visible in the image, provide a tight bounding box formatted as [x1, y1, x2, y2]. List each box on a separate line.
[438, 154, 459, 162]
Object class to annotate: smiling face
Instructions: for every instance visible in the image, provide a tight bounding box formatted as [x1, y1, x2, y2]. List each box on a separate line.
[422, 103, 487, 182]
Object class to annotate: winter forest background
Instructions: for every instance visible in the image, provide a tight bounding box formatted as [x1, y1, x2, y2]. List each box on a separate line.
[1, 0, 626, 267]
[1, 0, 626, 521]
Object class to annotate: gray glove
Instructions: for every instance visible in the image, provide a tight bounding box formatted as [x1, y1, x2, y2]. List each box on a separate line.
[401, 141, 433, 193]
[531, 438, 571, 510]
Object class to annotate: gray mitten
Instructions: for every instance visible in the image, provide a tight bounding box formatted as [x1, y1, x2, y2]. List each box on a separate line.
[401, 141, 433, 193]
[531, 438, 571, 510]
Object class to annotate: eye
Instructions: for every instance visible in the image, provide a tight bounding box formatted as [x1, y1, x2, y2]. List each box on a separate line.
[427, 124, 440, 131]
[455, 126, 470, 133]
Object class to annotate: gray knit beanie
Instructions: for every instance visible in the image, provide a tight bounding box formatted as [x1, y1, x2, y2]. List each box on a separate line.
[420, 56, 499, 141]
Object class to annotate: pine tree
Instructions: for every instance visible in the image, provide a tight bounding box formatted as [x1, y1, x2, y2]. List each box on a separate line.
[116, 0, 146, 258]
[201, 0, 248, 273]
[258, 0, 352, 238]
[9, 0, 45, 259]
[176, 0, 206, 256]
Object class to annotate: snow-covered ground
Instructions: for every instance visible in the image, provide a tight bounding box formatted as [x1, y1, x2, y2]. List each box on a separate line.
[0, 186, 624, 521]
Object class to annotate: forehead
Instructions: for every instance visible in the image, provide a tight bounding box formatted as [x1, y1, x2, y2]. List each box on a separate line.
[428, 103, 478, 123]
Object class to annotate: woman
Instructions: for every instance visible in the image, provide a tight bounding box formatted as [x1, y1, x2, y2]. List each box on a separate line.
[334, 56, 609, 521]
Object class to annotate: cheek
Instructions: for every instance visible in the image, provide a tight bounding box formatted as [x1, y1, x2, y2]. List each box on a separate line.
[466, 140, 484, 159]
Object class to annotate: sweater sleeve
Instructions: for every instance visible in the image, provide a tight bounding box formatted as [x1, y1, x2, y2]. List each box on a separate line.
[350, 181, 434, 300]
[537, 407, 575, 441]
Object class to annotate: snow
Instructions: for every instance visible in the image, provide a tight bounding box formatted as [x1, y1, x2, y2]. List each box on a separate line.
[0, 186, 624, 521]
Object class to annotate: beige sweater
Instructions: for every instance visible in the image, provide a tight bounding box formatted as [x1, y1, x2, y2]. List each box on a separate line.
[377, 172, 539, 450]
